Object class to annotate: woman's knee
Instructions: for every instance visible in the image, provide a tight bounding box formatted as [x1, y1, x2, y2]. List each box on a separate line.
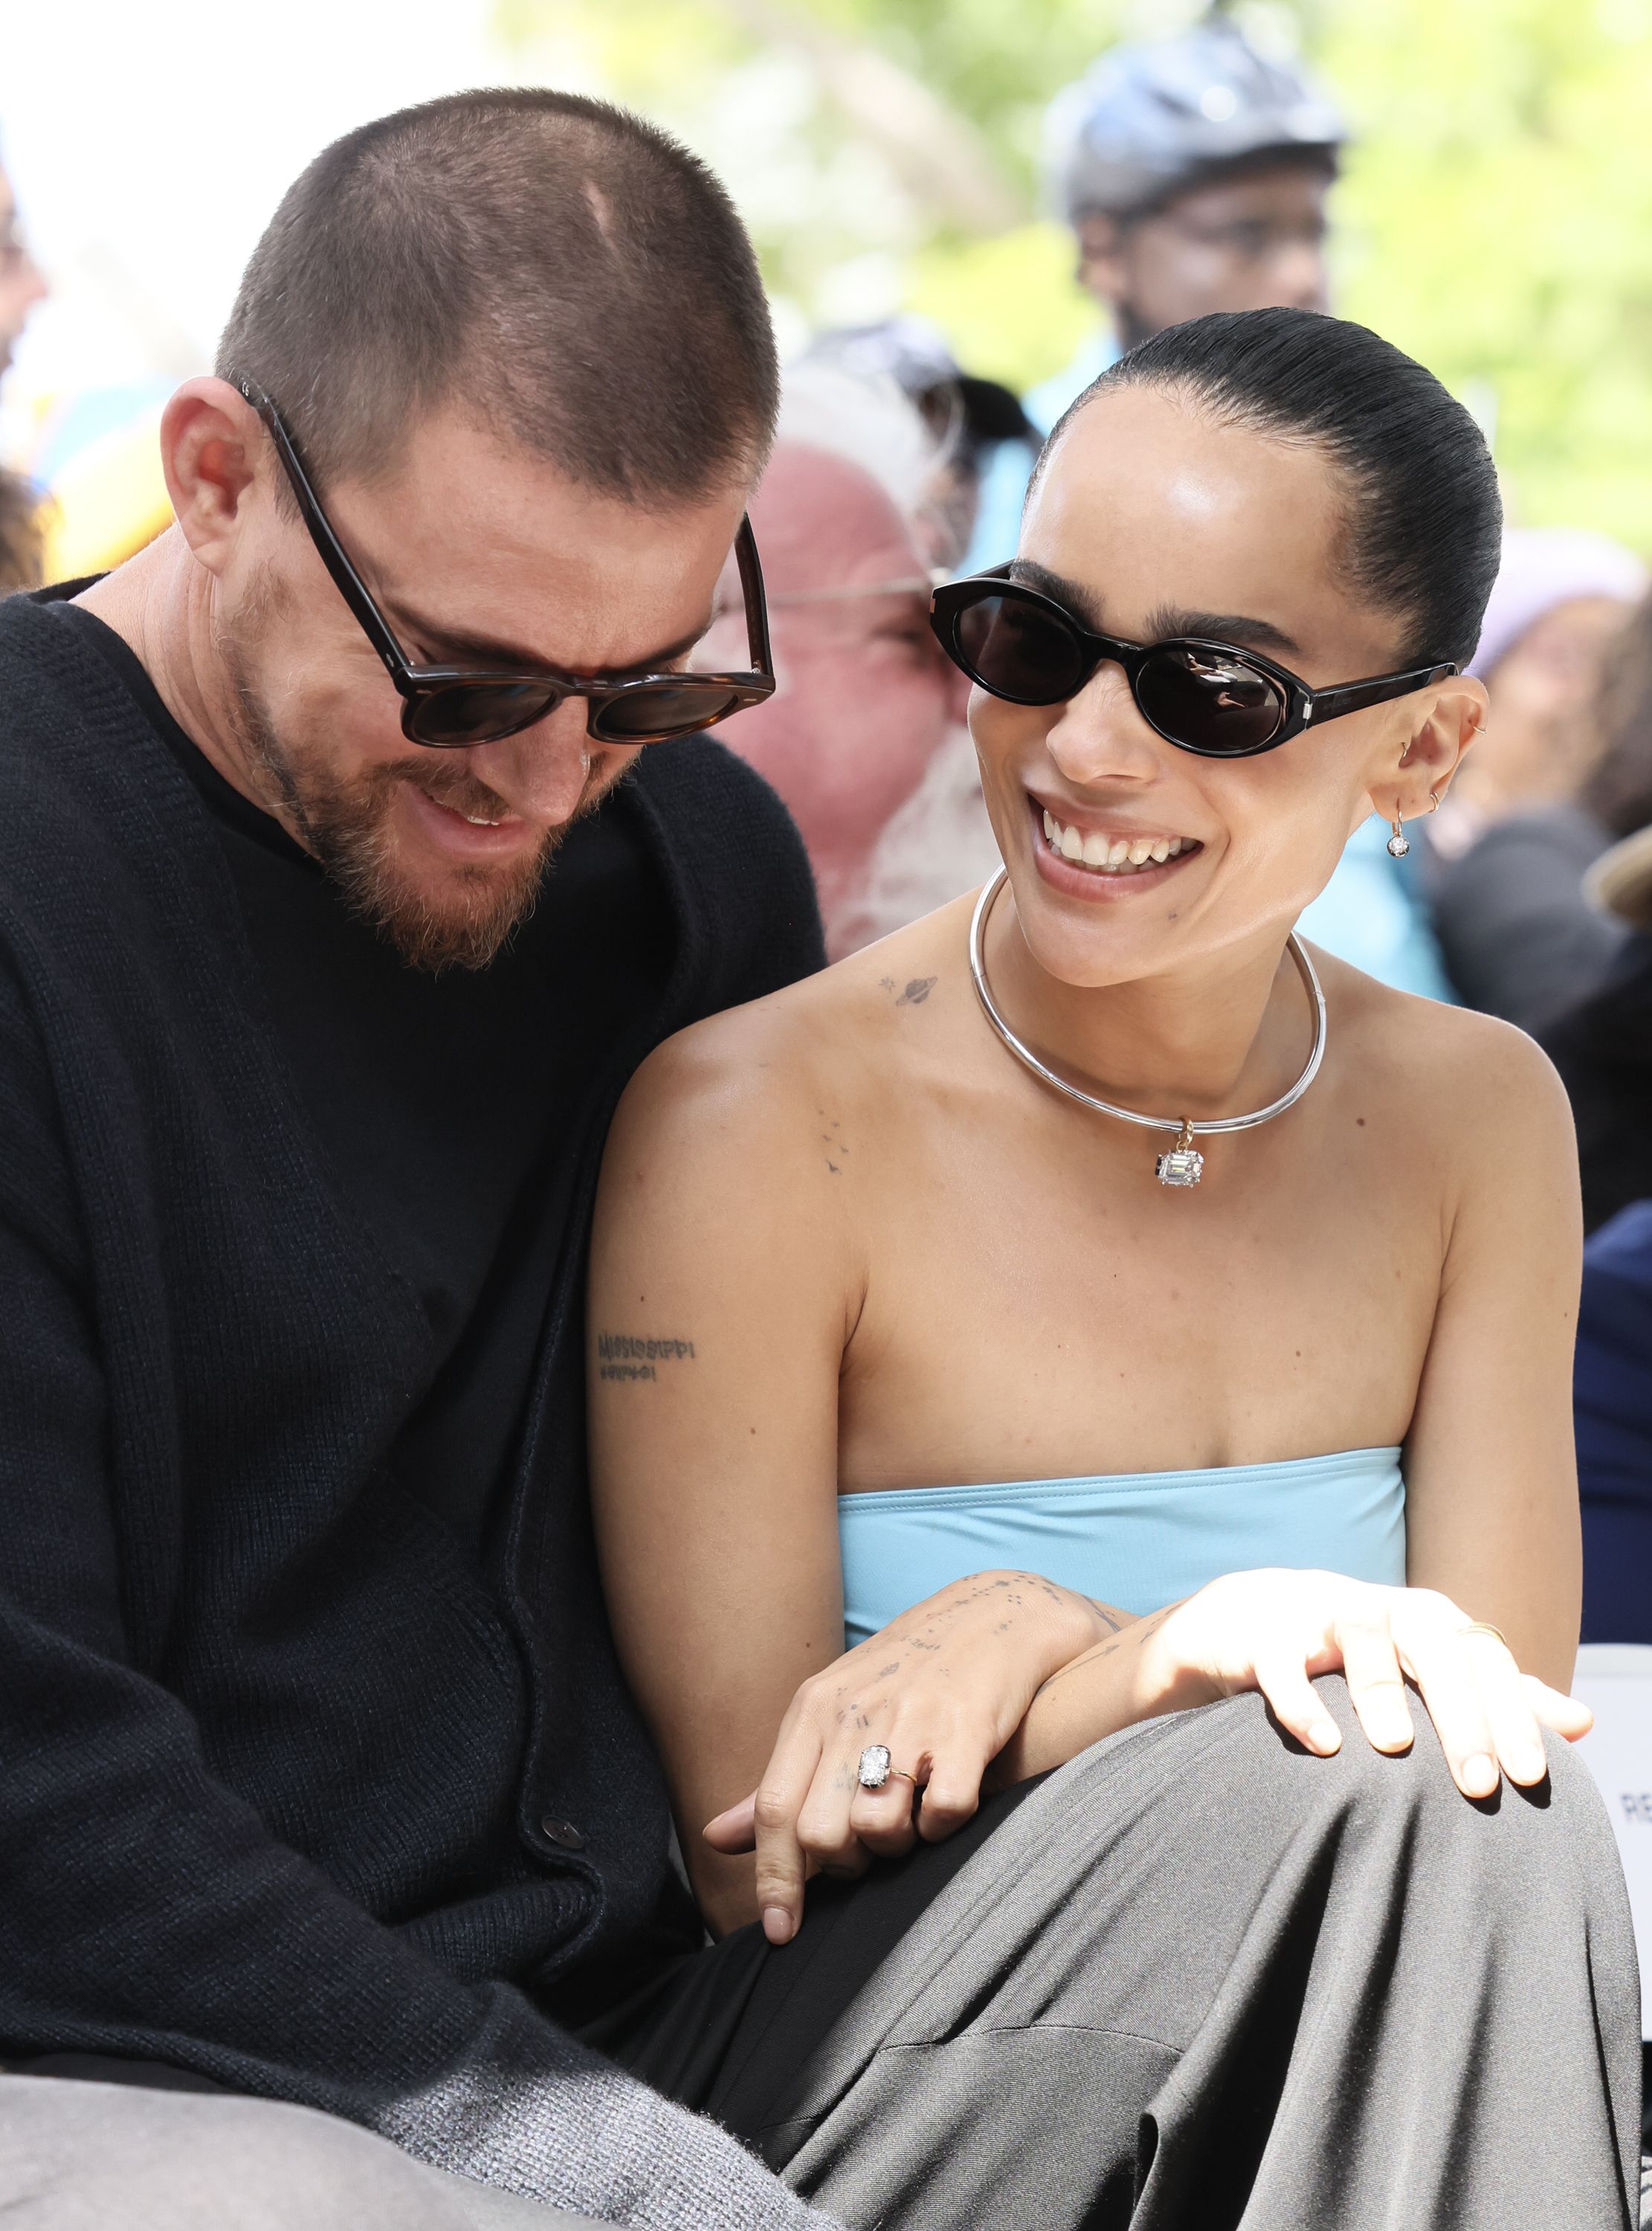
[1295, 1675, 1626, 1930]
[1167, 1676, 1610, 1870]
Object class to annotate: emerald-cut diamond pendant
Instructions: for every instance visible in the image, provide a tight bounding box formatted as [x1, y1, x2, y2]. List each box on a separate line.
[967, 875, 1329, 1194]
[1155, 1121, 1204, 1187]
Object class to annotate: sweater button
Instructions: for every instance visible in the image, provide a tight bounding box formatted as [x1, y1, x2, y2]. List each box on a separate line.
[540, 1816, 585, 1851]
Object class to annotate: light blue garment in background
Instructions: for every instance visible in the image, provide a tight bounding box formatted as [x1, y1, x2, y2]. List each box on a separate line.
[838, 1446, 1405, 1645]
[1297, 816, 1456, 1002]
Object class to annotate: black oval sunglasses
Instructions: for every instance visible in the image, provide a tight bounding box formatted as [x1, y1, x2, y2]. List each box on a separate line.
[930, 567, 1456, 760]
[233, 373, 776, 750]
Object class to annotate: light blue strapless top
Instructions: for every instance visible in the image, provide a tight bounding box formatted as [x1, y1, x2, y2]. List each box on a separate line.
[838, 1446, 1406, 1646]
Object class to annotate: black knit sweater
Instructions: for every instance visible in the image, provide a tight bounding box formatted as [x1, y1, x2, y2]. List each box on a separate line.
[0, 593, 833, 2227]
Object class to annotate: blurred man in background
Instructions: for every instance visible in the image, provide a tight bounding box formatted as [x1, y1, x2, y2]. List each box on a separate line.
[968, 11, 1343, 570]
[0, 157, 48, 590]
[712, 364, 996, 956]
[1036, 12, 1339, 408]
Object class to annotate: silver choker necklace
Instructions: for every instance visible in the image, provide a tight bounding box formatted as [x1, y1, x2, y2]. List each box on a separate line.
[967, 866, 1328, 1187]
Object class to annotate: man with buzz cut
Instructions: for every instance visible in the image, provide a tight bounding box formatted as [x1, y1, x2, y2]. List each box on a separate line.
[0, 88, 1638, 2231]
[0, 89, 830, 2230]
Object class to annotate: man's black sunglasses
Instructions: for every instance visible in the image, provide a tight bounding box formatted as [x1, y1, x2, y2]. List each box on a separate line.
[233, 373, 776, 750]
[929, 567, 1456, 760]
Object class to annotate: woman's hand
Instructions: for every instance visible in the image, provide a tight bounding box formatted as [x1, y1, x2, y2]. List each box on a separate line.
[1128, 1568, 1591, 1797]
[709, 1567, 1594, 1948]
[702, 1568, 1128, 1945]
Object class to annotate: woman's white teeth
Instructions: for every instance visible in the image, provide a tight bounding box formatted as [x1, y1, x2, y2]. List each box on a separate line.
[1042, 808, 1187, 875]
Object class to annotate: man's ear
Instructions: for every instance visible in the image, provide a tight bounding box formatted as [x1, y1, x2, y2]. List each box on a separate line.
[1367, 676, 1489, 828]
[158, 376, 268, 578]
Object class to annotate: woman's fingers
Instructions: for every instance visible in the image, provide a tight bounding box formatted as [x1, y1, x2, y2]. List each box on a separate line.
[847, 1771, 923, 1858]
[1251, 1652, 1341, 1756]
[703, 1791, 757, 1853]
[1396, 1627, 1500, 1797]
[749, 1733, 825, 1946]
[795, 1751, 877, 1886]
[1468, 1646, 1550, 1787]
[915, 1754, 984, 1843]
[1336, 1617, 1416, 1755]
[1524, 1674, 1593, 1742]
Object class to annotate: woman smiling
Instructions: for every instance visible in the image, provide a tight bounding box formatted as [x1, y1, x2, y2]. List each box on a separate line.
[581, 309, 1636, 2228]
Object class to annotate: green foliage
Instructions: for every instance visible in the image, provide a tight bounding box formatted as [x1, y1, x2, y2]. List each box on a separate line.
[498, 0, 1652, 547]
[790, 0, 1132, 175]
[906, 225, 1097, 392]
[1317, 0, 1652, 547]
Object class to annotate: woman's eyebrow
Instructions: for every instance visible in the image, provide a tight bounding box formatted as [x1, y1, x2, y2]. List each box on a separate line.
[386, 599, 715, 675]
[1007, 558, 1105, 628]
[1143, 605, 1302, 657]
[1007, 561, 1301, 659]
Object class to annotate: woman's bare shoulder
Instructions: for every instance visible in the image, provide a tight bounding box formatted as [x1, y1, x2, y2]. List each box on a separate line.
[1309, 944, 1575, 1152]
[609, 894, 978, 1167]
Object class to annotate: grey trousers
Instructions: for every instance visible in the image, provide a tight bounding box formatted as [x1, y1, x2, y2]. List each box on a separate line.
[0, 2073, 603, 2228]
[721, 1681, 1643, 2229]
[1, 1681, 1641, 2229]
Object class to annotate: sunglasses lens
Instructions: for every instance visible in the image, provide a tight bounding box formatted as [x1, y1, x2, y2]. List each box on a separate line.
[590, 682, 743, 744]
[952, 591, 1089, 705]
[408, 681, 561, 747]
[1135, 647, 1285, 756]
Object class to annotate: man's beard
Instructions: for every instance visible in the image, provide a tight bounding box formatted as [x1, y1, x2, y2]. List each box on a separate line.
[281, 752, 562, 973]
[223, 637, 572, 973]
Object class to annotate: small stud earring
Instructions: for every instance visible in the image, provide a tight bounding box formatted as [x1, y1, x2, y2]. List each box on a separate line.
[1387, 814, 1410, 859]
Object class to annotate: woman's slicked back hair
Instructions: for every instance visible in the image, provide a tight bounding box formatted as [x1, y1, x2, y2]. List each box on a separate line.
[216, 89, 778, 505]
[1045, 307, 1503, 670]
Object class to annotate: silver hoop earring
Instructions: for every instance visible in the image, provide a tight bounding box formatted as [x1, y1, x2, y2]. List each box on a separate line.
[1387, 814, 1410, 859]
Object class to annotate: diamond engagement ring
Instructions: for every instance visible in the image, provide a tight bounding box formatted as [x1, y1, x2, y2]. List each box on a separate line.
[857, 1745, 893, 1789]
[856, 1745, 917, 1793]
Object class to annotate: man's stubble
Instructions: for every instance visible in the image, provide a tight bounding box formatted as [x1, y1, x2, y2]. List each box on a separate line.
[218, 589, 605, 972]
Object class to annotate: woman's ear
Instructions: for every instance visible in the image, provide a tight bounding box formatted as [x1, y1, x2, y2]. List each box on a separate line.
[1368, 675, 1489, 826]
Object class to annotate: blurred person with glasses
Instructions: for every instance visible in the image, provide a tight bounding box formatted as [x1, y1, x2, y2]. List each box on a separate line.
[708, 362, 1000, 958]
[967, 8, 1345, 579]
